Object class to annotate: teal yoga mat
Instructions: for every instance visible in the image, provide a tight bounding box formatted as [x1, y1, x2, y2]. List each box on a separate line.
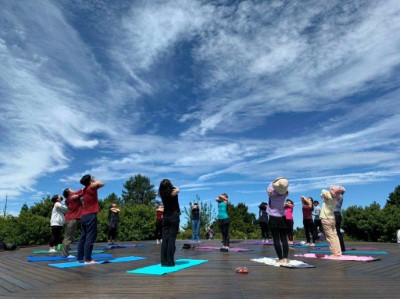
[310, 249, 388, 255]
[32, 249, 106, 254]
[127, 259, 208, 275]
[48, 256, 146, 268]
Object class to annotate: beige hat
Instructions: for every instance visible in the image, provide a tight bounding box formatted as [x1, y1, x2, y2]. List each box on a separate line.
[272, 177, 289, 195]
[330, 185, 345, 198]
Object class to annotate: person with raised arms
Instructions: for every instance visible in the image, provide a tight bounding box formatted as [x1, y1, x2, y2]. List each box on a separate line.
[77, 174, 105, 264]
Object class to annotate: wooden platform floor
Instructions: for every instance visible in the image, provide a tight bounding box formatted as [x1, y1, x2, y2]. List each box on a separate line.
[0, 240, 399, 298]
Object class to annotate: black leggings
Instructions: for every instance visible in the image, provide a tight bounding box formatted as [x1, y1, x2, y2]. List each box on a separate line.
[50, 226, 63, 247]
[303, 219, 316, 243]
[271, 228, 289, 259]
[260, 222, 269, 239]
[286, 219, 294, 241]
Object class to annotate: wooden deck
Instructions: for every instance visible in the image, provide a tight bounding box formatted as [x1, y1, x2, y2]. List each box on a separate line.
[0, 240, 399, 298]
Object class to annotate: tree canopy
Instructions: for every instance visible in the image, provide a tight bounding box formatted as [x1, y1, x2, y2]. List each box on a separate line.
[122, 174, 157, 205]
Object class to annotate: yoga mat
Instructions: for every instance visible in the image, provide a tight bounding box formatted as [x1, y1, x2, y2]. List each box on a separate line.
[99, 243, 148, 248]
[310, 249, 388, 255]
[27, 253, 112, 262]
[245, 241, 274, 245]
[195, 246, 252, 252]
[251, 257, 315, 268]
[48, 256, 146, 268]
[295, 253, 379, 262]
[127, 259, 208, 275]
[32, 249, 106, 254]
[291, 243, 329, 248]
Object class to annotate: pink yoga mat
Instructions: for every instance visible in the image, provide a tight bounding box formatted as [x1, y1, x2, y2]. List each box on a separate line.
[294, 253, 378, 262]
[195, 246, 252, 252]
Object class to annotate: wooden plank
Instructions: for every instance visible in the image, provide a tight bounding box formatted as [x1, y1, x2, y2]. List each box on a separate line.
[0, 240, 398, 298]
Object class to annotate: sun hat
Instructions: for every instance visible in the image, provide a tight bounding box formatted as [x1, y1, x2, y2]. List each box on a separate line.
[272, 177, 289, 195]
[330, 185, 346, 198]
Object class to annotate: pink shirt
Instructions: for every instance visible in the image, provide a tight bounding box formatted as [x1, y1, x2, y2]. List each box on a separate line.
[285, 205, 293, 220]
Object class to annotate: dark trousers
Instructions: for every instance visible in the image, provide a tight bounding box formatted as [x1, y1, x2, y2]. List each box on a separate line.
[260, 222, 269, 239]
[314, 219, 324, 236]
[286, 219, 294, 241]
[77, 213, 97, 262]
[334, 212, 346, 251]
[50, 226, 63, 247]
[218, 218, 230, 247]
[107, 226, 118, 242]
[303, 219, 316, 243]
[271, 227, 289, 259]
[161, 216, 179, 266]
[155, 220, 163, 240]
[61, 219, 80, 257]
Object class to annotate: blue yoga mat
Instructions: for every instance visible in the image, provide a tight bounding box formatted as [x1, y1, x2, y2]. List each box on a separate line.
[27, 253, 112, 262]
[32, 249, 106, 254]
[48, 256, 146, 268]
[310, 249, 388, 255]
[127, 259, 208, 275]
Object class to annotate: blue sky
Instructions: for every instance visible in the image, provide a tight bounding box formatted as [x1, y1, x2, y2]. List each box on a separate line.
[1, 0, 400, 229]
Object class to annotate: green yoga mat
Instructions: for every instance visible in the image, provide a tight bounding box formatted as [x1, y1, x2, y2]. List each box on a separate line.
[310, 249, 388, 255]
[127, 259, 208, 275]
[32, 249, 106, 254]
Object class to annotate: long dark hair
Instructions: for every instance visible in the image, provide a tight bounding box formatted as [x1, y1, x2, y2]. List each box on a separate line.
[158, 179, 174, 199]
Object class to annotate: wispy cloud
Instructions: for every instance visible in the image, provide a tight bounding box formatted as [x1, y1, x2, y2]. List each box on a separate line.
[1, 0, 400, 213]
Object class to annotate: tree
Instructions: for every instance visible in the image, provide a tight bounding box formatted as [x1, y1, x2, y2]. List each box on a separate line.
[210, 202, 259, 240]
[29, 195, 53, 218]
[122, 174, 157, 205]
[100, 193, 123, 211]
[385, 185, 400, 207]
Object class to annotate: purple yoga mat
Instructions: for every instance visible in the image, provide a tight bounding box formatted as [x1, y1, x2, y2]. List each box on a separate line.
[245, 241, 274, 245]
[195, 246, 252, 252]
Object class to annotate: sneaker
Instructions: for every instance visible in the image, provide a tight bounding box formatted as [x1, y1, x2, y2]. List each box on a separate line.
[49, 249, 57, 253]
[66, 255, 76, 259]
[310, 243, 316, 246]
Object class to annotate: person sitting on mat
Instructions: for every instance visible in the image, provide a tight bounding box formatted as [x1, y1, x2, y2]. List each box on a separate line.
[206, 225, 214, 240]
[49, 194, 68, 252]
[216, 193, 230, 250]
[61, 188, 83, 258]
[267, 177, 290, 264]
[158, 179, 180, 267]
[77, 174, 105, 264]
[320, 185, 346, 258]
